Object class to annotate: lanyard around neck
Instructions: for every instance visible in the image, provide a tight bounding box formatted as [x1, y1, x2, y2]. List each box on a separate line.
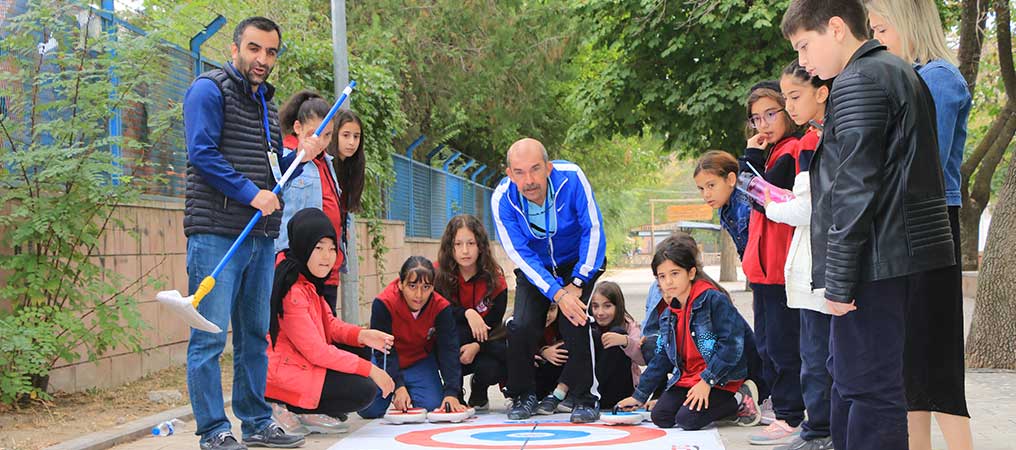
[258, 89, 273, 152]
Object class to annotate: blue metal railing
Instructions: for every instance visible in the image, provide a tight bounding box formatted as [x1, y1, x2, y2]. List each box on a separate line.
[386, 153, 497, 240]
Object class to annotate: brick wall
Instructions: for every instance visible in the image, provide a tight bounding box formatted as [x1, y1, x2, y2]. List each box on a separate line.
[44, 203, 516, 393]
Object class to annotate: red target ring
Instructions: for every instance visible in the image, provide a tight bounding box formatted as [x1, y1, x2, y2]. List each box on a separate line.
[395, 423, 667, 449]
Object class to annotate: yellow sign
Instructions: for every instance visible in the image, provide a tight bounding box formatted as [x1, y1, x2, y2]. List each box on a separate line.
[666, 204, 714, 222]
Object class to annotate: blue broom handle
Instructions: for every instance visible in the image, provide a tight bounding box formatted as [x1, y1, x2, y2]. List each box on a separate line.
[314, 80, 356, 137]
[208, 81, 357, 279]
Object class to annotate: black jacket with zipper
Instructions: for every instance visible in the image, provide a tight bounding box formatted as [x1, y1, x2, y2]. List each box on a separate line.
[811, 40, 955, 302]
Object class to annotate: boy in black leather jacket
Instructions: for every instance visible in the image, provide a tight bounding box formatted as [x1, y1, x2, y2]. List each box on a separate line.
[780, 1, 955, 449]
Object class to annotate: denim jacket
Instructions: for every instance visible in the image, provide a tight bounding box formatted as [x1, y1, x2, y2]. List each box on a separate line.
[632, 283, 752, 403]
[719, 189, 751, 259]
[917, 60, 971, 207]
[275, 149, 350, 273]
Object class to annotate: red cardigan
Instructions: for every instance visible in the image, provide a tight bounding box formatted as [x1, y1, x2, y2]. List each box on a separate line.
[265, 275, 373, 409]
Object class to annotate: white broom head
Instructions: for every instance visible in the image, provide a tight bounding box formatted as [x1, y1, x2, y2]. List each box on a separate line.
[156, 290, 222, 333]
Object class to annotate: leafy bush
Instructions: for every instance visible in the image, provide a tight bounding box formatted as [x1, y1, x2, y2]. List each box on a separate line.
[0, 1, 172, 404]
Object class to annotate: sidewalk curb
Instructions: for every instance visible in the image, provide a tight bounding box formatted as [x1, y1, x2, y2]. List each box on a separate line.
[42, 397, 231, 450]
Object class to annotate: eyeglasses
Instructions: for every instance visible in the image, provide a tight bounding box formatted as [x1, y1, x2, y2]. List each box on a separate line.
[748, 109, 786, 129]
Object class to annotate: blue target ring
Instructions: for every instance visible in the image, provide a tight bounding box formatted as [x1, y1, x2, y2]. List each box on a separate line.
[471, 429, 591, 441]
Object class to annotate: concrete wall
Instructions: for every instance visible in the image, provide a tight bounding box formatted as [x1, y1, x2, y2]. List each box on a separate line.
[44, 201, 516, 394]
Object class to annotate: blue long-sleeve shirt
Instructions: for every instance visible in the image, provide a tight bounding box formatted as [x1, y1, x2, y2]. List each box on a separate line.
[183, 63, 300, 205]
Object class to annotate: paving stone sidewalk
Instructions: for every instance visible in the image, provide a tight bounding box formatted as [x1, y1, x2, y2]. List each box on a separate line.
[97, 268, 1015, 450]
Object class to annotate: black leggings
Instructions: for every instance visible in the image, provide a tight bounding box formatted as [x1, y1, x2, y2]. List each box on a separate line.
[559, 325, 634, 409]
[506, 264, 604, 401]
[267, 344, 377, 417]
[463, 339, 508, 389]
[650, 385, 738, 430]
[268, 369, 378, 417]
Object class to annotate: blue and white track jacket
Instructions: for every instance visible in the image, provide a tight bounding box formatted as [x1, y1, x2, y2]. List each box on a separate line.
[491, 161, 606, 301]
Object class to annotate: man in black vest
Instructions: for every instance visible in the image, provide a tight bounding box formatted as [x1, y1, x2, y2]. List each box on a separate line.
[182, 17, 324, 450]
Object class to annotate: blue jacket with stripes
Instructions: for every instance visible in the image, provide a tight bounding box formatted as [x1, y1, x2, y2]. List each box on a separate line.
[491, 161, 606, 302]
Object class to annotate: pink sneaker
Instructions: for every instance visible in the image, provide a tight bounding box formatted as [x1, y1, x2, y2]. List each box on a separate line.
[748, 419, 800, 445]
[733, 380, 762, 427]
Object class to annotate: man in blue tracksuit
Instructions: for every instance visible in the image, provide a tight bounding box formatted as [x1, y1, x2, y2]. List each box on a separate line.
[492, 138, 606, 423]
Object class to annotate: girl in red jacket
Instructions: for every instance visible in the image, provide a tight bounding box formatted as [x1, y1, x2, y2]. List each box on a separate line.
[434, 214, 509, 411]
[740, 81, 807, 446]
[265, 208, 395, 434]
[359, 256, 469, 418]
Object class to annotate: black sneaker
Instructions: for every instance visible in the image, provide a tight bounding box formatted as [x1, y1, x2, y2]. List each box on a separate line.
[535, 394, 562, 415]
[242, 423, 305, 448]
[570, 401, 600, 424]
[507, 393, 539, 420]
[201, 431, 247, 450]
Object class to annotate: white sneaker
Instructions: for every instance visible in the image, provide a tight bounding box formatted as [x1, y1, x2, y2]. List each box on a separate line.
[760, 398, 776, 425]
[297, 414, 349, 434]
[270, 402, 310, 436]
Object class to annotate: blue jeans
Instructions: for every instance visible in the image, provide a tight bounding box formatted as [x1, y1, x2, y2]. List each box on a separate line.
[800, 309, 832, 440]
[185, 233, 274, 441]
[751, 283, 805, 426]
[358, 354, 444, 418]
[829, 277, 908, 450]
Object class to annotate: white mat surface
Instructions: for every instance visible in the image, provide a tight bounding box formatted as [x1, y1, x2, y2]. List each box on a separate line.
[328, 414, 724, 450]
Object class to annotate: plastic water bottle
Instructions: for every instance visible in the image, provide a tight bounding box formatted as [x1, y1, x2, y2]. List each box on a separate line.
[152, 419, 183, 437]
[738, 172, 794, 206]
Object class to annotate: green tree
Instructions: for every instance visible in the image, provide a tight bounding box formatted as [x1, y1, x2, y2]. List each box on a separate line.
[956, 0, 1016, 271]
[346, 0, 579, 172]
[963, 0, 1016, 369]
[571, 0, 797, 155]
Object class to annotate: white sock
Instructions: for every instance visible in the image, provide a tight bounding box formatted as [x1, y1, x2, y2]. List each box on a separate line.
[553, 388, 567, 401]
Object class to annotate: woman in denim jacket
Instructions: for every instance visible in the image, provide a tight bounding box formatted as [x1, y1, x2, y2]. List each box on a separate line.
[618, 233, 762, 430]
[276, 91, 365, 314]
[867, 1, 974, 449]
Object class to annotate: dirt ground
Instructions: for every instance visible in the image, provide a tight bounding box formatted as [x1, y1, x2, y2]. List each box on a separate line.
[0, 357, 233, 450]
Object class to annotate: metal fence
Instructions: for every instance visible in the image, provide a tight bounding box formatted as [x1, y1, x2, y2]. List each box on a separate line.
[386, 153, 497, 240]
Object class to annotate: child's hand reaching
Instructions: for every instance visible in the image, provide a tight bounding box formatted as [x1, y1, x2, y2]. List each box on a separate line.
[683, 380, 712, 411]
[540, 342, 569, 366]
[601, 332, 628, 349]
[465, 309, 491, 342]
[392, 386, 412, 411]
[298, 134, 328, 162]
[615, 397, 643, 411]
[459, 342, 481, 365]
[359, 329, 394, 353]
[437, 396, 469, 413]
[369, 365, 395, 398]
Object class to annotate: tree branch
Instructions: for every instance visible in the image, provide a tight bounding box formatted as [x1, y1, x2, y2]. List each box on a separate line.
[961, 102, 1013, 184]
[995, 0, 1016, 103]
[958, 0, 989, 93]
[970, 110, 1016, 208]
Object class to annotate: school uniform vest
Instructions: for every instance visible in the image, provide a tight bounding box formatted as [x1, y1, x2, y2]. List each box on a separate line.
[184, 67, 283, 238]
[454, 273, 507, 317]
[376, 280, 451, 369]
[743, 137, 800, 285]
